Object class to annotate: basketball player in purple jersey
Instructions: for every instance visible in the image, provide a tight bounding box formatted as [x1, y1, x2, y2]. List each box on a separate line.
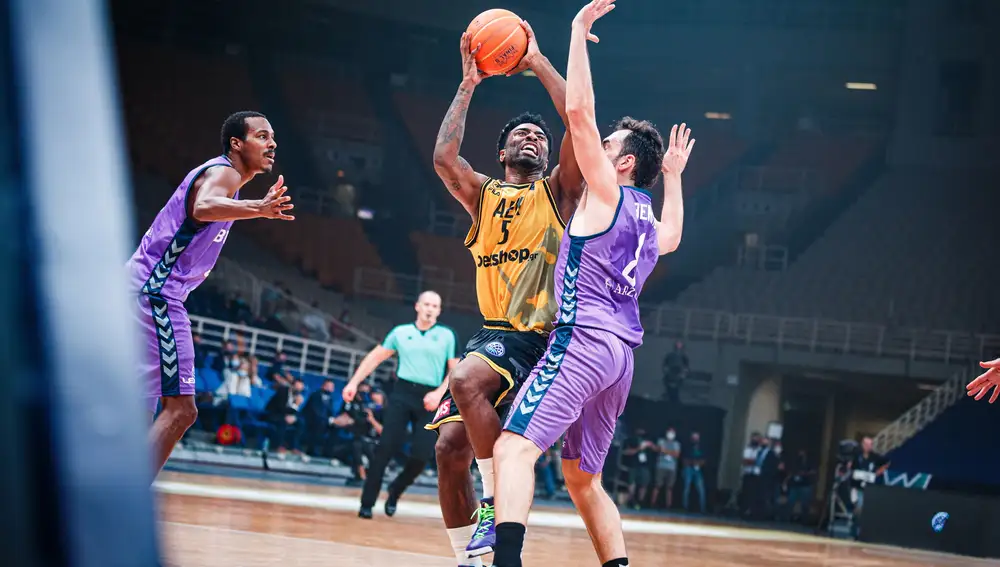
[127, 111, 294, 476]
[489, 1, 694, 566]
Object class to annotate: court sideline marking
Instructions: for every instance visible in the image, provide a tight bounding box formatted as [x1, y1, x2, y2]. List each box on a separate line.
[163, 522, 452, 564]
[155, 480, 839, 544]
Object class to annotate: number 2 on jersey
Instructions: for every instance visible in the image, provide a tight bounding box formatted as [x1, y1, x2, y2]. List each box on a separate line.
[621, 232, 646, 286]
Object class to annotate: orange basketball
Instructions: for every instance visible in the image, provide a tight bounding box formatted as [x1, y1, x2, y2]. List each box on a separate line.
[466, 9, 528, 76]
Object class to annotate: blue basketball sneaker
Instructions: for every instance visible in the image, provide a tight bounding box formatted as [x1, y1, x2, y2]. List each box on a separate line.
[465, 497, 495, 558]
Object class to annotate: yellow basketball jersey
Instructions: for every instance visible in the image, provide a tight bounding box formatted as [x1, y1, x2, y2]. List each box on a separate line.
[465, 176, 565, 333]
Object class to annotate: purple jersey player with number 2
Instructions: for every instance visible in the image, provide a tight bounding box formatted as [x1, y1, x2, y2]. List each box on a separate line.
[126, 111, 294, 479]
[489, 2, 696, 567]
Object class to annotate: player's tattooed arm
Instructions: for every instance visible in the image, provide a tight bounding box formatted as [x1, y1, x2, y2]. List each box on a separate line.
[509, 20, 586, 220]
[190, 167, 294, 223]
[433, 32, 489, 218]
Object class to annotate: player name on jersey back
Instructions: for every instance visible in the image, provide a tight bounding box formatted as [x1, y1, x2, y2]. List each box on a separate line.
[553, 186, 660, 348]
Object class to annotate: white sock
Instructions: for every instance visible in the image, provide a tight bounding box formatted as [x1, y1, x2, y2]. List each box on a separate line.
[476, 457, 495, 500]
[446, 525, 482, 566]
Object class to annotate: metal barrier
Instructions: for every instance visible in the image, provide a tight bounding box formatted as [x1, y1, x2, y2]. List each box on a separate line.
[190, 315, 394, 383]
[213, 257, 379, 347]
[873, 366, 971, 454]
[353, 266, 1000, 363]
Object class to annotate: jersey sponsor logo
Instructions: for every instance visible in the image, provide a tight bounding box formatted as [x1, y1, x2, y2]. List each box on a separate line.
[476, 248, 539, 268]
[213, 229, 229, 243]
[434, 399, 452, 421]
[484, 341, 506, 357]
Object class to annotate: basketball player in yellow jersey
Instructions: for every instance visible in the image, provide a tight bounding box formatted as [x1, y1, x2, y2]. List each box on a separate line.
[426, 22, 585, 565]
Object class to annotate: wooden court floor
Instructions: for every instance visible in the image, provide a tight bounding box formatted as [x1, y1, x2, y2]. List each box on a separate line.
[156, 471, 992, 567]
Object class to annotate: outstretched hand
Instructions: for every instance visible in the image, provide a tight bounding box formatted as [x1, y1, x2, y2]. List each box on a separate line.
[259, 175, 295, 220]
[661, 123, 695, 176]
[572, 0, 617, 43]
[460, 32, 486, 85]
[967, 358, 1000, 403]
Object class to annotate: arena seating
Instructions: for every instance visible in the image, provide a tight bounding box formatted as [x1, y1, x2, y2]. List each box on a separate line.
[116, 43, 261, 183]
[677, 168, 1000, 332]
[242, 212, 395, 295]
[278, 59, 384, 185]
[409, 231, 475, 282]
[193, 351, 348, 449]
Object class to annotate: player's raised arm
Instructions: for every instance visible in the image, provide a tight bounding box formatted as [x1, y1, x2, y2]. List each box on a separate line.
[565, 0, 619, 205]
[657, 124, 695, 255]
[507, 21, 585, 214]
[432, 32, 490, 218]
[191, 169, 294, 223]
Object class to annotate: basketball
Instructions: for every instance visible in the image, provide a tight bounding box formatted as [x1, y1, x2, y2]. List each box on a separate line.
[466, 8, 528, 76]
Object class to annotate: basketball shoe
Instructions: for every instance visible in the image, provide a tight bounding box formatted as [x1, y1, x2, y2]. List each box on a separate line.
[465, 497, 495, 557]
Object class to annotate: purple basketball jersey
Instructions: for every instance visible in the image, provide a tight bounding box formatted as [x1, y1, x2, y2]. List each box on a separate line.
[126, 156, 237, 301]
[554, 186, 659, 348]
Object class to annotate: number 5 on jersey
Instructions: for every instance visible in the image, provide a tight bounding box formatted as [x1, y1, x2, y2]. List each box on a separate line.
[498, 220, 511, 245]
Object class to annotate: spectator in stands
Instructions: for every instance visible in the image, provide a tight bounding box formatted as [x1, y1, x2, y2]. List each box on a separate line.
[302, 300, 331, 342]
[213, 340, 237, 374]
[535, 446, 557, 500]
[301, 378, 339, 456]
[331, 308, 354, 342]
[602, 418, 628, 498]
[225, 292, 253, 323]
[662, 341, 690, 403]
[261, 283, 282, 317]
[651, 427, 681, 509]
[274, 299, 301, 333]
[681, 431, 707, 513]
[217, 359, 258, 400]
[265, 377, 306, 455]
[782, 449, 816, 523]
[267, 352, 293, 387]
[848, 436, 890, 539]
[623, 428, 655, 510]
[192, 332, 207, 369]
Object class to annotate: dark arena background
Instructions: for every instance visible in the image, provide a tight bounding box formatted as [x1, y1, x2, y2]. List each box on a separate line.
[2, 0, 999, 566]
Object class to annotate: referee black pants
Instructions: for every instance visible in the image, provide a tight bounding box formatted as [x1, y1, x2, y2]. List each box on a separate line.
[360, 380, 438, 509]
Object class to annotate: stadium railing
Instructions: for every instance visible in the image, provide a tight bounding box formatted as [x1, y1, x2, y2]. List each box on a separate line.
[353, 267, 1000, 364]
[873, 365, 971, 455]
[190, 315, 395, 383]
[213, 257, 380, 347]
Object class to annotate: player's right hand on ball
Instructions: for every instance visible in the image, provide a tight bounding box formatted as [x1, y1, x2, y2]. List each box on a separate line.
[342, 382, 357, 403]
[460, 32, 485, 85]
[259, 175, 295, 220]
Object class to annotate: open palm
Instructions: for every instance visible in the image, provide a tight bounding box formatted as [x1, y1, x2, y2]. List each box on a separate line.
[661, 123, 695, 175]
[967, 358, 1000, 403]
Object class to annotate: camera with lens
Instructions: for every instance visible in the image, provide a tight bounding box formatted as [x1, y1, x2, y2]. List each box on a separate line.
[836, 439, 859, 465]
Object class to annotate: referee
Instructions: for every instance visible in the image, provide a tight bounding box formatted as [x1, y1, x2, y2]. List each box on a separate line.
[342, 290, 458, 519]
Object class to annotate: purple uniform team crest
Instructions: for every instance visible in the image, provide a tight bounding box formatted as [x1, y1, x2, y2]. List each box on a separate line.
[126, 155, 237, 411]
[504, 185, 659, 474]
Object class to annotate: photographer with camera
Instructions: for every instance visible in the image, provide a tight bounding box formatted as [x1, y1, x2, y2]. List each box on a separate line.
[847, 436, 890, 539]
[338, 382, 384, 485]
[342, 291, 459, 519]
